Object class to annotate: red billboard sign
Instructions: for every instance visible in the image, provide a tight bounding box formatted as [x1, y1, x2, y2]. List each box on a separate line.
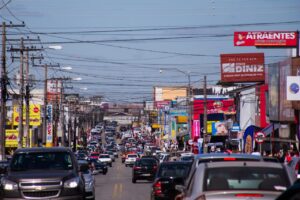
[234, 31, 298, 47]
[220, 53, 265, 83]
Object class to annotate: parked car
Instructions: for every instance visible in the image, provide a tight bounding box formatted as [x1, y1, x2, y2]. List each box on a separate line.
[89, 159, 108, 175]
[77, 160, 95, 200]
[106, 151, 115, 162]
[98, 154, 112, 167]
[175, 153, 296, 200]
[125, 154, 138, 167]
[0, 147, 85, 200]
[151, 161, 192, 200]
[132, 158, 158, 183]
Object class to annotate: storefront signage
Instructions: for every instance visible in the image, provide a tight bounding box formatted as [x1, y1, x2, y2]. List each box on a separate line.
[234, 31, 298, 47]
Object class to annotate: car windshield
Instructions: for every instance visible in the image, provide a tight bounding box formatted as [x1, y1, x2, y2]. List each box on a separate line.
[100, 155, 109, 158]
[158, 164, 191, 178]
[204, 167, 290, 192]
[11, 152, 73, 171]
[137, 159, 157, 166]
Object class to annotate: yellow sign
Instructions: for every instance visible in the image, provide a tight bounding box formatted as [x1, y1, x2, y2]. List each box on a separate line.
[5, 129, 32, 148]
[207, 121, 217, 133]
[13, 104, 41, 126]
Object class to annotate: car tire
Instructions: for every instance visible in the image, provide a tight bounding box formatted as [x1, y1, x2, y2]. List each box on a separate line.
[109, 163, 112, 167]
[103, 170, 107, 175]
[132, 178, 136, 183]
[125, 164, 127, 167]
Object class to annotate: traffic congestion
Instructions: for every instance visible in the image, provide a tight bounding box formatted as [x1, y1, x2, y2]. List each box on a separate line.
[1, 120, 299, 200]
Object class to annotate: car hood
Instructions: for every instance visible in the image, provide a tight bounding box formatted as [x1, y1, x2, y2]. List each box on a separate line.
[189, 191, 282, 200]
[7, 170, 75, 183]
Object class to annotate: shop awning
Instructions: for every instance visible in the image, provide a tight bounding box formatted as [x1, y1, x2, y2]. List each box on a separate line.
[261, 123, 280, 136]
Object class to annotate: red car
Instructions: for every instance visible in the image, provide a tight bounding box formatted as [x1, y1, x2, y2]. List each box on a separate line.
[89, 152, 100, 160]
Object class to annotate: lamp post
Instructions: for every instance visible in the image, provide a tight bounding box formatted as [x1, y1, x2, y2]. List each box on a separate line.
[159, 68, 192, 143]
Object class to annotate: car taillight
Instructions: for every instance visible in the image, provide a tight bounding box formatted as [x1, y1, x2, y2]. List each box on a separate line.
[195, 195, 206, 200]
[133, 166, 141, 170]
[153, 165, 158, 170]
[223, 157, 236, 161]
[153, 181, 162, 195]
[235, 194, 264, 198]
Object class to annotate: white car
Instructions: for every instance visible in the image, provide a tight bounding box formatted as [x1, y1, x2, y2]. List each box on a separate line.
[98, 154, 112, 167]
[125, 154, 138, 167]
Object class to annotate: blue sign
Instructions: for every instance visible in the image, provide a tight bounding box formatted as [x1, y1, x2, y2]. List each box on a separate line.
[170, 109, 188, 116]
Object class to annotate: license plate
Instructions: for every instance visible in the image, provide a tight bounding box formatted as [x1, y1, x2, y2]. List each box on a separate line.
[142, 174, 151, 176]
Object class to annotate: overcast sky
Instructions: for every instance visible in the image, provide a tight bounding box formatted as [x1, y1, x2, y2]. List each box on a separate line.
[1, 0, 300, 102]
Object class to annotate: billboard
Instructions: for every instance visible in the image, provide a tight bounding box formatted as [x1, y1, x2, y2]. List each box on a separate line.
[154, 86, 187, 101]
[46, 104, 53, 147]
[291, 58, 300, 109]
[220, 53, 265, 83]
[234, 31, 298, 47]
[287, 76, 300, 100]
[212, 121, 228, 136]
[13, 104, 41, 126]
[154, 101, 171, 109]
[268, 63, 280, 121]
[47, 79, 62, 102]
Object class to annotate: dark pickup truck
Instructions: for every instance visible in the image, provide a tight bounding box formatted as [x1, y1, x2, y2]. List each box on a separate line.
[0, 147, 85, 200]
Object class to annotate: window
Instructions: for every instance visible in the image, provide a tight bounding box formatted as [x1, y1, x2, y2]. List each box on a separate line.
[158, 164, 191, 178]
[11, 152, 73, 171]
[204, 167, 289, 191]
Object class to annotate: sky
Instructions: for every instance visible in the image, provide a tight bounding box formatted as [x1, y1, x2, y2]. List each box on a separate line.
[1, 0, 300, 103]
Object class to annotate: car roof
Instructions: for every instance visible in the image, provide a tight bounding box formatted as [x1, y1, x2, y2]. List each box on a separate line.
[204, 161, 284, 168]
[196, 153, 261, 161]
[100, 154, 109, 156]
[160, 161, 192, 166]
[14, 147, 73, 154]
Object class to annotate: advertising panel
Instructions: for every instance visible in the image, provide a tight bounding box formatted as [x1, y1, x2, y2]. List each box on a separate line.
[154, 87, 187, 101]
[268, 63, 280, 121]
[212, 121, 228, 136]
[154, 101, 171, 109]
[279, 59, 294, 122]
[13, 104, 41, 126]
[47, 79, 62, 102]
[220, 53, 265, 83]
[234, 31, 298, 47]
[46, 104, 53, 147]
[193, 120, 200, 138]
[291, 58, 300, 109]
[287, 76, 300, 100]
[5, 129, 31, 148]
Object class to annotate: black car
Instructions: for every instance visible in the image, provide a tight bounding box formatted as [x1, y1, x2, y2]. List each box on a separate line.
[0, 147, 85, 200]
[89, 159, 108, 175]
[151, 162, 192, 200]
[276, 179, 300, 200]
[132, 158, 158, 183]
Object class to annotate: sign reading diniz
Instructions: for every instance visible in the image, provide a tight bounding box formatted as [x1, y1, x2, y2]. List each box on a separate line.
[220, 53, 265, 83]
[234, 31, 298, 47]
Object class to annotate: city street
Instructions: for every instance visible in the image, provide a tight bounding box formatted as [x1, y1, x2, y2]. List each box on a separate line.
[94, 158, 152, 200]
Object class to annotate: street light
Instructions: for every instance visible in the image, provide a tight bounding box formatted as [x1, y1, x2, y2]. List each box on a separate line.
[159, 68, 192, 147]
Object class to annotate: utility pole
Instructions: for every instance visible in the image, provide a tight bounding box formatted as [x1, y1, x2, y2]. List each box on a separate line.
[18, 38, 24, 149]
[60, 82, 65, 147]
[203, 75, 208, 153]
[25, 49, 30, 148]
[0, 22, 7, 160]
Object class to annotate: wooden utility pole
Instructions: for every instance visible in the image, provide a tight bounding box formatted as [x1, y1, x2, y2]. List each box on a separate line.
[25, 49, 30, 148]
[0, 22, 6, 160]
[203, 75, 208, 153]
[18, 38, 24, 149]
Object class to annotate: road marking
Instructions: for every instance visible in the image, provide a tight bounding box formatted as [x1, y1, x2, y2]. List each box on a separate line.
[118, 183, 123, 198]
[112, 183, 118, 198]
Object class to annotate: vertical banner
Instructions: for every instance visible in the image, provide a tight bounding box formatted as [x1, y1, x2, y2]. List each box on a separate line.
[46, 104, 53, 147]
[193, 120, 200, 138]
[171, 117, 177, 139]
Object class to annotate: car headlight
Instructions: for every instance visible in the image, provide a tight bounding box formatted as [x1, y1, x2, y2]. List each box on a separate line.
[64, 177, 80, 188]
[2, 178, 18, 191]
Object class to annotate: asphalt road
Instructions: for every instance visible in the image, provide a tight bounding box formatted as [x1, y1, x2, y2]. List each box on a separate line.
[94, 157, 153, 200]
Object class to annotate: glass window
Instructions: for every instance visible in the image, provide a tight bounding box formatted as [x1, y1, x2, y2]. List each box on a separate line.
[204, 167, 290, 191]
[11, 152, 73, 171]
[158, 164, 191, 178]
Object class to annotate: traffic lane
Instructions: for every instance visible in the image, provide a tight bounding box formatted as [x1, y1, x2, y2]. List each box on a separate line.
[94, 158, 152, 200]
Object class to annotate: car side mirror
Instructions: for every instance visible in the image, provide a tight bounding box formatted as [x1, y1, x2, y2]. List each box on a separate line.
[175, 184, 186, 193]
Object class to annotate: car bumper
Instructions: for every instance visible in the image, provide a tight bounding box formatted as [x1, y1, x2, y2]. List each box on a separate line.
[3, 196, 84, 200]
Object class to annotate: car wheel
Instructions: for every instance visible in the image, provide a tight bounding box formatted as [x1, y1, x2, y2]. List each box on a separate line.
[132, 178, 136, 183]
[109, 163, 112, 167]
[103, 170, 107, 175]
[125, 164, 128, 167]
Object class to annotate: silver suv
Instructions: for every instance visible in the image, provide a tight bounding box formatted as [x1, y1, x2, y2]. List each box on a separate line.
[176, 153, 296, 200]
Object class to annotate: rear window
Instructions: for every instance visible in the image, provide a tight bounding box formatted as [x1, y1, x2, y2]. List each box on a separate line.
[91, 153, 99, 157]
[158, 164, 191, 178]
[11, 152, 73, 171]
[204, 167, 290, 192]
[128, 155, 137, 158]
[99, 155, 110, 158]
[136, 159, 157, 166]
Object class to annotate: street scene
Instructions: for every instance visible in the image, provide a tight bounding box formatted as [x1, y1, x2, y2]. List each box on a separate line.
[0, 0, 300, 200]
